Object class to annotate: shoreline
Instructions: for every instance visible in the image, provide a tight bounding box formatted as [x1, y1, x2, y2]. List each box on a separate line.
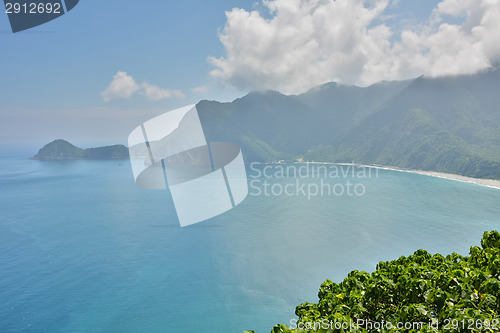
[369, 165, 500, 190]
[339, 163, 500, 190]
[287, 161, 500, 190]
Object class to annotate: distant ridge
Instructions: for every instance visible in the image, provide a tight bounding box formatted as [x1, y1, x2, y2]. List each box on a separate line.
[31, 139, 129, 160]
[196, 69, 500, 180]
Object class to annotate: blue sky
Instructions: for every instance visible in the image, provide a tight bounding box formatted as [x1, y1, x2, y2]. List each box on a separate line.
[0, 1, 253, 109]
[1, 0, 498, 146]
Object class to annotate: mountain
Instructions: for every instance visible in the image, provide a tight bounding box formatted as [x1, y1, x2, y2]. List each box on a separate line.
[305, 72, 500, 179]
[31, 70, 500, 178]
[196, 69, 500, 179]
[31, 139, 129, 160]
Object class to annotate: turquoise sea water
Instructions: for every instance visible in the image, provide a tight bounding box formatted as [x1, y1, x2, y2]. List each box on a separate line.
[1, 149, 500, 333]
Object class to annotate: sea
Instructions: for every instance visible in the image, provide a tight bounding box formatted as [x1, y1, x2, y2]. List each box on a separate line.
[1, 146, 499, 333]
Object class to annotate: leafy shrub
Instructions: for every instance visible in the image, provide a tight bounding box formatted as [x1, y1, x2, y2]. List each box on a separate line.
[265, 231, 500, 332]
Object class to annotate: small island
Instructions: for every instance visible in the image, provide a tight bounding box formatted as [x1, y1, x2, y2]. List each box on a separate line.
[31, 139, 129, 160]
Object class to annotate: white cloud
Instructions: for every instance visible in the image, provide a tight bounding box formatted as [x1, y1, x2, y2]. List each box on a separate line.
[101, 71, 185, 102]
[209, 0, 500, 94]
[101, 71, 140, 102]
[141, 82, 185, 101]
[391, 0, 500, 79]
[192, 85, 209, 93]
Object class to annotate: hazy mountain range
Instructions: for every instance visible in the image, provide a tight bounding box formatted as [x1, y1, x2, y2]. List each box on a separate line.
[197, 70, 500, 179]
[32, 70, 500, 179]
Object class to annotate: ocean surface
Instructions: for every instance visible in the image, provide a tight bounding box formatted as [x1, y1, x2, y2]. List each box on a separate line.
[1, 148, 500, 333]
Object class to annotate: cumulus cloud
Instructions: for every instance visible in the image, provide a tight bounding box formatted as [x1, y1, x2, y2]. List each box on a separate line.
[209, 0, 500, 94]
[101, 71, 140, 102]
[141, 83, 185, 101]
[192, 85, 209, 93]
[102, 71, 185, 102]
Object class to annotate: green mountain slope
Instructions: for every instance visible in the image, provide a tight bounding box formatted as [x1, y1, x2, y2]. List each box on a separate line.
[197, 70, 500, 179]
[307, 72, 500, 179]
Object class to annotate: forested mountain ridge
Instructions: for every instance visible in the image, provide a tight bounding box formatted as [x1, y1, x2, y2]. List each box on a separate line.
[197, 70, 500, 179]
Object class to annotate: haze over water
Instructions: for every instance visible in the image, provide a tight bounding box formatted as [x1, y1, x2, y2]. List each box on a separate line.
[1, 150, 499, 333]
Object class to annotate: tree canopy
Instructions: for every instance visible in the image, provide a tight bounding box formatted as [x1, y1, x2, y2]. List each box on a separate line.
[249, 230, 500, 333]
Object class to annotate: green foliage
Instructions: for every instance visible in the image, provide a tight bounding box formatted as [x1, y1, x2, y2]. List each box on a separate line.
[265, 231, 500, 333]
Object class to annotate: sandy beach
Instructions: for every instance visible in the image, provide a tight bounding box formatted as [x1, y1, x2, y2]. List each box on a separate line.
[361, 164, 500, 190]
[300, 161, 500, 190]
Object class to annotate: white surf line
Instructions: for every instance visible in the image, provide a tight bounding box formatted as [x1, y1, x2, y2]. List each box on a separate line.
[356, 164, 500, 190]
[272, 161, 500, 190]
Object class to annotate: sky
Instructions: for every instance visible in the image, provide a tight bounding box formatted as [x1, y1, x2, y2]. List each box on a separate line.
[0, 0, 499, 146]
